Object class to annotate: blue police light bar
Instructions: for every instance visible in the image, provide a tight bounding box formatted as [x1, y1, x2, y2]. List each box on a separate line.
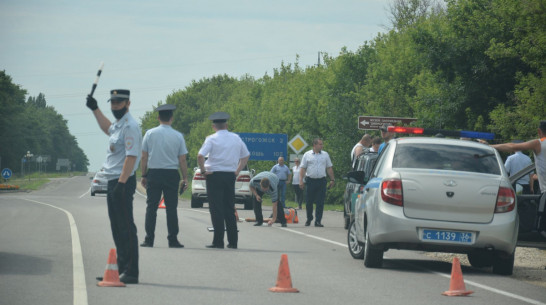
[388, 126, 495, 140]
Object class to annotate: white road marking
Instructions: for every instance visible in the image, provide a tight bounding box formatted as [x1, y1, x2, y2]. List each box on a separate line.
[22, 198, 88, 305]
[79, 188, 90, 198]
[184, 208, 545, 305]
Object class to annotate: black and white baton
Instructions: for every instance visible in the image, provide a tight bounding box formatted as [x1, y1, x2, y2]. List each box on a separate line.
[89, 62, 104, 97]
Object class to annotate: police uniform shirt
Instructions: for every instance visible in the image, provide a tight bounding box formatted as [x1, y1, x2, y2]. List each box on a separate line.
[198, 130, 250, 172]
[504, 151, 532, 185]
[102, 112, 142, 181]
[250, 171, 279, 202]
[300, 150, 333, 179]
[142, 125, 187, 169]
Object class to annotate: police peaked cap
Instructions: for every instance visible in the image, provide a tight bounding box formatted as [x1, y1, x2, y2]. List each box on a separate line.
[108, 89, 130, 102]
[156, 104, 176, 112]
[208, 111, 230, 123]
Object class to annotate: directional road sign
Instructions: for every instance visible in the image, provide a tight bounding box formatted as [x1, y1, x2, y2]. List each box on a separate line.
[2, 168, 12, 179]
[358, 116, 418, 130]
[238, 133, 288, 161]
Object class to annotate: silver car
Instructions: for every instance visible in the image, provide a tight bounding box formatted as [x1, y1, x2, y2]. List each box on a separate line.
[90, 170, 108, 196]
[347, 137, 518, 275]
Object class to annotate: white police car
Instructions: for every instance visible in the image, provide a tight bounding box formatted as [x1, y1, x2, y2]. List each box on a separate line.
[191, 167, 255, 210]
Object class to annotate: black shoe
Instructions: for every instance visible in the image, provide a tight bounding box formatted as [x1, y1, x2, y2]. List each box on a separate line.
[281, 223, 287, 227]
[253, 222, 263, 226]
[227, 244, 237, 249]
[305, 221, 311, 226]
[205, 244, 224, 249]
[119, 273, 138, 284]
[140, 241, 153, 247]
[96, 276, 103, 281]
[169, 241, 184, 248]
[315, 222, 324, 227]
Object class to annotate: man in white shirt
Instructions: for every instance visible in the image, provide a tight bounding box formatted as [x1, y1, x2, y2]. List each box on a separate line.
[299, 138, 335, 227]
[197, 112, 250, 249]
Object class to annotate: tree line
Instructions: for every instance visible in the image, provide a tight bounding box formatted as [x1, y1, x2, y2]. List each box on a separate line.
[0, 71, 89, 174]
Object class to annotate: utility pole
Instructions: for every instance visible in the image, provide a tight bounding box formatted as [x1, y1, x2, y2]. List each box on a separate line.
[317, 51, 321, 67]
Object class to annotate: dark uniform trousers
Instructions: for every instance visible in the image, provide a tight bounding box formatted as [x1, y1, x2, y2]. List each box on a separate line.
[305, 177, 327, 223]
[144, 169, 180, 244]
[205, 172, 238, 247]
[252, 188, 286, 225]
[107, 175, 138, 277]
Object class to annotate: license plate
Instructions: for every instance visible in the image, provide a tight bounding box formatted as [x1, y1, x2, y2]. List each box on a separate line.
[421, 229, 474, 244]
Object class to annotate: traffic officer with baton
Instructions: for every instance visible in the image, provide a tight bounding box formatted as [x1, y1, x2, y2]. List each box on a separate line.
[87, 89, 141, 284]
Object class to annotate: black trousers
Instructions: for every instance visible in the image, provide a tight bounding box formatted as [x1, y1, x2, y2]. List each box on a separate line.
[205, 172, 238, 246]
[107, 175, 138, 277]
[252, 188, 286, 225]
[306, 177, 326, 223]
[144, 169, 180, 244]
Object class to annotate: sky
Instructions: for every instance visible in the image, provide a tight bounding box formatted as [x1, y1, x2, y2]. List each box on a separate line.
[1, 0, 391, 171]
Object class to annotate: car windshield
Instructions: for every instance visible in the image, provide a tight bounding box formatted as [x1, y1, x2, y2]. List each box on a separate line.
[392, 143, 501, 175]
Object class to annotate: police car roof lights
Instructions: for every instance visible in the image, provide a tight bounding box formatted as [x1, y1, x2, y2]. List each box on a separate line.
[387, 126, 495, 140]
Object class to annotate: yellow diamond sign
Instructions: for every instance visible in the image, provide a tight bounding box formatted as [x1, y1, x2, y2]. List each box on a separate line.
[288, 134, 308, 154]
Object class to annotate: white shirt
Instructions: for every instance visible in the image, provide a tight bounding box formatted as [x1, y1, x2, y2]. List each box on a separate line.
[292, 165, 300, 185]
[350, 143, 364, 161]
[142, 124, 187, 169]
[300, 150, 333, 179]
[198, 129, 250, 172]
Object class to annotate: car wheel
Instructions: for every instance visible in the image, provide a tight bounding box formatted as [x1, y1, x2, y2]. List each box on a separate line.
[492, 251, 514, 275]
[191, 197, 203, 208]
[467, 250, 493, 268]
[363, 226, 383, 268]
[347, 219, 364, 259]
[91, 191, 95, 196]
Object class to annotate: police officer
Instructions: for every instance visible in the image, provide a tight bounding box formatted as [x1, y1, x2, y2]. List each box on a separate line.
[197, 112, 250, 249]
[86, 89, 141, 284]
[140, 104, 188, 248]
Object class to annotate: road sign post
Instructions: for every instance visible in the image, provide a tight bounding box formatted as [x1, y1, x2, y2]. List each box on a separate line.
[358, 116, 418, 130]
[2, 168, 12, 182]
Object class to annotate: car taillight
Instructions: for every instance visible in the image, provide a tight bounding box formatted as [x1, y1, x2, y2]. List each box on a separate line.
[495, 187, 515, 213]
[237, 175, 251, 182]
[381, 179, 403, 206]
[193, 173, 206, 180]
[93, 179, 100, 183]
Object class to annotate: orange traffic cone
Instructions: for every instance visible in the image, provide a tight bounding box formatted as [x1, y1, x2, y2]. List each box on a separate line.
[158, 197, 166, 209]
[269, 254, 299, 293]
[442, 257, 473, 296]
[97, 248, 126, 287]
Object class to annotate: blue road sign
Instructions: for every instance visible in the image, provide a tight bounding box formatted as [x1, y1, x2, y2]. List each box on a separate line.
[238, 133, 288, 161]
[2, 168, 12, 179]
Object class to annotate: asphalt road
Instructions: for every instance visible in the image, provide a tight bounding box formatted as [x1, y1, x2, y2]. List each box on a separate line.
[1, 176, 545, 305]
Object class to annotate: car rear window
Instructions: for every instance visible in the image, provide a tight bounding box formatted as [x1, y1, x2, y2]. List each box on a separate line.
[392, 143, 500, 175]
